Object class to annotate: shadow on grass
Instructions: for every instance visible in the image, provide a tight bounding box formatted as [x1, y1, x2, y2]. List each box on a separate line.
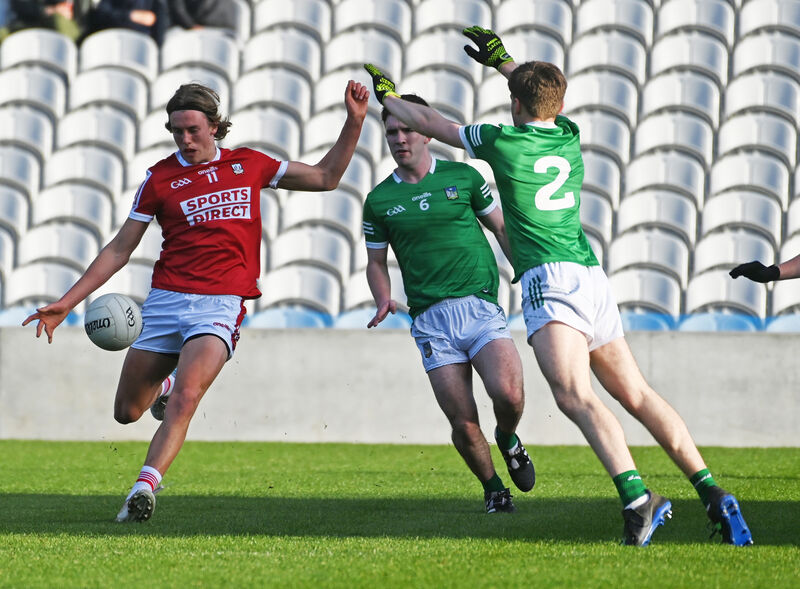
[0, 494, 795, 546]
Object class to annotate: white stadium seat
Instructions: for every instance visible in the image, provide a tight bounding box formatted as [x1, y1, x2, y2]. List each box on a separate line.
[733, 32, 800, 82]
[626, 152, 706, 207]
[91, 262, 153, 305]
[17, 223, 98, 272]
[242, 30, 322, 83]
[150, 67, 230, 115]
[739, 0, 800, 39]
[253, 0, 332, 43]
[260, 189, 281, 243]
[414, 0, 492, 36]
[324, 30, 403, 78]
[496, 0, 573, 48]
[649, 31, 729, 87]
[717, 112, 798, 168]
[401, 70, 475, 124]
[0, 227, 13, 285]
[303, 108, 384, 166]
[609, 229, 690, 286]
[5, 262, 81, 307]
[0, 185, 29, 240]
[0, 28, 77, 80]
[724, 71, 800, 126]
[299, 148, 372, 200]
[79, 28, 159, 83]
[633, 111, 714, 167]
[0, 105, 54, 163]
[33, 184, 113, 241]
[656, 0, 736, 47]
[565, 70, 639, 127]
[352, 235, 399, 273]
[580, 190, 614, 246]
[786, 198, 800, 239]
[404, 30, 483, 85]
[617, 190, 698, 245]
[57, 106, 137, 163]
[641, 71, 721, 128]
[568, 31, 647, 86]
[282, 190, 363, 245]
[343, 266, 406, 311]
[270, 226, 351, 284]
[0, 145, 40, 202]
[701, 191, 782, 247]
[222, 107, 301, 161]
[161, 29, 241, 84]
[127, 146, 174, 191]
[575, 0, 654, 47]
[334, 0, 412, 44]
[138, 111, 175, 151]
[582, 150, 621, 208]
[693, 230, 775, 276]
[69, 68, 149, 122]
[0, 66, 67, 123]
[128, 222, 163, 266]
[685, 269, 767, 318]
[709, 152, 790, 210]
[257, 264, 341, 316]
[233, 68, 311, 123]
[568, 111, 631, 165]
[772, 277, 800, 316]
[608, 267, 682, 317]
[45, 145, 124, 201]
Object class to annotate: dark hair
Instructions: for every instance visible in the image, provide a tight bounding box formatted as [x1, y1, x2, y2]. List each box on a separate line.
[164, 83, 232, 140]
[381, 93, 430, 122]
[508, 61, 567, 120]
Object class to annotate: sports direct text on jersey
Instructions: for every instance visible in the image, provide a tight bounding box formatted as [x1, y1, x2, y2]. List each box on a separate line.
[180, 187, 252, 226]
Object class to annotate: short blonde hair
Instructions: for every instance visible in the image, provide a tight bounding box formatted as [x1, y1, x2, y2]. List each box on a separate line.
[508, 61, 567, 120]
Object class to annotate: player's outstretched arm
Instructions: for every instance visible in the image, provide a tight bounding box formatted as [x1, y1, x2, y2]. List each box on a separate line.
[462, 26, 517, 80]
[22, 218, 148, 342]
[731, 253, 800, 282]
[365, 247, 398, 328]
[363, 64, 463, 148]
[278, 80, 369, 191]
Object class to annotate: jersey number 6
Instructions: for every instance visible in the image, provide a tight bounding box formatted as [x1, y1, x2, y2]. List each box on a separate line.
[533, 155, 575, 211]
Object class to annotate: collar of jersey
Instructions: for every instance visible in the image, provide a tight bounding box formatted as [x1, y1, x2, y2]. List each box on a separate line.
[526, 121, 558, 129]
[392, 156, 437, 184]
[176, 146, 221, 167]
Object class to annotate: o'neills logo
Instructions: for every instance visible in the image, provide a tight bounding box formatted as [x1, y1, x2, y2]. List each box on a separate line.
[180, 187, 251, 226]
[85, 317, 111, 335]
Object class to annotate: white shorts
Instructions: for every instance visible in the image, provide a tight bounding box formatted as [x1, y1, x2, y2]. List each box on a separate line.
[132, 288, 246, 360]
[520, 262, 624, 351]
[410, 295, 512, 372]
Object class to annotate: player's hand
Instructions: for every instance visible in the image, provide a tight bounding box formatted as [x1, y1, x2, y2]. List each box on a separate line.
[363, 64, 400, 105]
[729, 261, 780, 283]
[344, 80, 370, 121]
[21, 301, 71, 343]
[462, 26, 514, 70]
[367, 299, 398, 328]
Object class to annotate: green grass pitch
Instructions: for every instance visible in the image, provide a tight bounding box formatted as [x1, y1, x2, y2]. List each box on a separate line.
[0, 441, 797, 588]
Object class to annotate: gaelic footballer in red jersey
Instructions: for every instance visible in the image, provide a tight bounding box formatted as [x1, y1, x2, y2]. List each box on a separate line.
[23, 81, 370, 523]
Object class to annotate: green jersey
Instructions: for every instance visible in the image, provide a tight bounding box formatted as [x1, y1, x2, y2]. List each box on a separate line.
[363, 159, 500, 318]
[460, 115, 599, 282]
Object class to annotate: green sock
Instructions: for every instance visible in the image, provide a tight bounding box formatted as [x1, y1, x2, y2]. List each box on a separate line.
[482, 473, 506, 494]
[613, 470, 648, 507]
[690, 468, 718, 507]
[495, 428, 519, 451]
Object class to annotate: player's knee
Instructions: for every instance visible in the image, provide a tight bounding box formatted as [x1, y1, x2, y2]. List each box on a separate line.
[114, 403, 142, 424]
[451, 419, 481, 440]
[551, 387, 589, 418]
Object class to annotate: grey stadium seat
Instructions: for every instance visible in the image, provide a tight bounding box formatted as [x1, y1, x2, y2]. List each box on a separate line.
[575, 0, 654, 47]
[685, 269, 767, 319]
[617, 189, 698, 246]
[334, 0, 412, 44]
[717, 112, 797, 168]
[641, 71, 721, 129]
[709, 152, 791, 210]
[0, 28, 77, 81]
[282, 190, 363, 245]
[270, 225, 352, 284]
[242, 30, 321, 83]
[79, 28, 159, 84]
[649, 31, 729, 87]
[414, 0, 492, 36]
[633, 111, 714, 168]
[626, 152, 706, 208]
[568, 31, 647, 86]
[0, 105, 54, 163]
[257, 264, 341, 317]
[495, 0, 573, 48]
[253, 0, 332, 43]
[565, 70, 639, 127]
[693, 230, 775, 276]
[656, 0, 735, 48]
[608, 229, 690, 287]
[608, 267, 682, 317]
[701, 191, 782, 247]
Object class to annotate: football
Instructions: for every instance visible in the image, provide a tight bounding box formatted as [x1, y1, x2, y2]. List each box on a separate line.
[84, 293, 143, 351]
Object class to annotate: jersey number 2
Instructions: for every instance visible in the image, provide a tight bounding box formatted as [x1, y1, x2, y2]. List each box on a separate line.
[533, 155, 575, 211]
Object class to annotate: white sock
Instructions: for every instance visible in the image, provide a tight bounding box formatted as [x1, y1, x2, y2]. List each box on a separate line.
[160, 372, 176, 398]
[126, 465, 163, 500]
[624, 491, 650, 511]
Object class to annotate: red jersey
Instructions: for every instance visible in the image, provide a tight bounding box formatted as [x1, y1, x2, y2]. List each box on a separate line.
[130, 147, 285, 298]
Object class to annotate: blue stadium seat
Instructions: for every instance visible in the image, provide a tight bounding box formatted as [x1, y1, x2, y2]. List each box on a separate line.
[248, 306, 333, 328]
[332, 307, 412, 329]
[765, 314, 800, 333]
[620, 310, 675, 331]
[678, 312, 762, 332]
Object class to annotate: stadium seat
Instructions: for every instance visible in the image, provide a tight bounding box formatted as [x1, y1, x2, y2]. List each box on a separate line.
[17, 223, 99, 272]
[257, 264, 341, 317]
[261, 189, 281, 243]
[567, 110, 630, 166]
[91, 262, 153, 305]
[724, 71, 800, 126]
[313, 67, 377, 117]
[282, 190, 363, 245]
[352, 235, 400, 272]
[299, 149, 372, 200]
[582, 150, 622, 208]
[765, 313, 800, 333]
[248, 305, 333, 328]
[701, 191, 782, 247]
[568, 31, 647, 86]
[400, 70, 475, 124]
[0, 28, 76, 80]
[779, 234, 800, 268]
[0, 105, 53, 165]
[33, 184, 113, 242]
[0, 66, 67, 124]
[57, 106, 137, 164]
[739, 0, 800, 39]
[619, 309, 675, 331]
[580, 190, 614, 246]
[586, 233, 605, 269]
[772, 279, 800, 317]
[79, 28, 159, 84]
[4, 262, 81, 308]
[617, 190, 698, 246]
[633, 111, 714, 167]
[138, 112, 175, 151]
[693, 230, 775, 276]
[717, 112, 797, 168]
[685, 269, 768, 319]
[45, 145, 124, 201]
[564, 70, 639, 127]
[0, 185, 28, 240]
[0, 145, 40, 202]
[608, 267, 682, 317]
[678, 311, 762, 332]
[626, 152, 705, 208]
[222, 107, 301, 161]
[343, 267, 406, 311]
[640, 71, 721, 129]
[609, 229, 690, 287]
[413, 0, 492, 36]
[656, 0, 735, 48]
[709, 152, 790, 210]
[252, 0, 332, 43]
[303, 108, 384, 166]
[270, 226, 351, 284]
[230, 0, 252, 47]
[575, 0, 653, 47]
[0, 227, 13, 287]
[150, 67, 230, 115]
[649, 31, 729, 87]
[495, 0, 573, 48]
[69, 68, 148, 123]
[404, 30, 483, 86]
[242, 30, 322, 83]
[161, 29, 240, 84]
[113, 188, 138, 229]
[125, 222, 162, 266]
[325, 30, 403, 78]
[332, 307, 412, 329]
[733, 32, 800, 82]
[334, 0, 412, 44]
[786, 199, 800, 239]
[233, 68, 311, 123]
[127, 146, 174, 191]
